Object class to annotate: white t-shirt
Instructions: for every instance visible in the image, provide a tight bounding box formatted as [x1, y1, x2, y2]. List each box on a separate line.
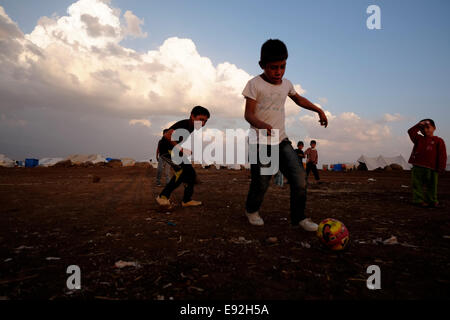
[242, 75, 297, 144]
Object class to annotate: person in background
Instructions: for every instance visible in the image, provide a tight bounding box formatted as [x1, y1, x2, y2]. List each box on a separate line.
[408, 119, 447, 208]
[296, 141, 305, 167]
[156, 129, 171, 187]
[274, 170, 284, 187]
[305, 140, 320, 182]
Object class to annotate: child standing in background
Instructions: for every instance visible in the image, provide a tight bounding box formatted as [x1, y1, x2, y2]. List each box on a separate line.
[305, 140, 320, 182]
[408, 119, 447, 208]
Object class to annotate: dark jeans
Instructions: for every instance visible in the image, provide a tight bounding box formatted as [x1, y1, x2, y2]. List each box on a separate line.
[159, 153, 196, 203]
[245, 139, 307, 225]
[306, 162, 320, 181]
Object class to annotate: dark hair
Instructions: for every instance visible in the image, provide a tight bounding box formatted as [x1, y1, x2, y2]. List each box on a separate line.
[260, 39, 288, 66]
[310, 140, 317, 145]
[191, 105, 210, 118]
[162, 129, 169, 134]
[420, 118, 436, 128]
[297, 141, 304, 146]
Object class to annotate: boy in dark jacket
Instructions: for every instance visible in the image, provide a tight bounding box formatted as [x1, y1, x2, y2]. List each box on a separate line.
[408, 119, 447, 207]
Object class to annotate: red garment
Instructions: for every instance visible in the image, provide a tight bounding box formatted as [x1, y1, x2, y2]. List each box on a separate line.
[305, 147, 318, 165]
[408, 123, 447, 172]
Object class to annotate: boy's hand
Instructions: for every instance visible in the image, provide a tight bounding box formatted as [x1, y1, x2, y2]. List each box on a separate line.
[318, 111, 328, 128]
[261, 123, 273, 136]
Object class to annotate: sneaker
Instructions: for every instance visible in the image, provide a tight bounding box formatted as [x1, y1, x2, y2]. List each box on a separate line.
[299, 218, 318, 232]
[245, 211, 264, 226]
[182, 200, 202, 207]
[156, 196, 171, 207]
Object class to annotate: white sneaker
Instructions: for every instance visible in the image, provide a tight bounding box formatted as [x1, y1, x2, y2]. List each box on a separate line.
[299, 218, 318, 232]
[156, 196, 171, 207]
[245, 211, 264, 226]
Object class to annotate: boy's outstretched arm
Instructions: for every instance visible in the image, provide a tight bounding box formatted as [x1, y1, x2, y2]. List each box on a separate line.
[290, 94, 328, 127]
[244, 97, 274, 135]
[408, 121, 425, 143]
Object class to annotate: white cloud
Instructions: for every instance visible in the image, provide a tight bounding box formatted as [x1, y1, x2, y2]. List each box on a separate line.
[318, 97, 328, 105]
[129, 118, 151, 127]
[123, 10, 147, 38]
[383, 113, 404, 122]
[0, 0, 312, 122]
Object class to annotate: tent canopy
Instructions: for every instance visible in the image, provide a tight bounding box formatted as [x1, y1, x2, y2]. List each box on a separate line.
[0, 154, 15, 167]
[65, 154, 106, 164]
[357, 155, 411, 170]
[39, 157, 64, 167]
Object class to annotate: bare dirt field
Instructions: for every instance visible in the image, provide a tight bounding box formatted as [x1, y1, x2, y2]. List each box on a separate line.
[0, 166, 449, 300]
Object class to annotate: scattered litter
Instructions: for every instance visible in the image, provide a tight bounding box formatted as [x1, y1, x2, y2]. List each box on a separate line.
[114, 260, 139, 268]
[156, 295, 165, 300]
[371, 236, 419, 248]
[300, 241, 311, 249]
[4, 258, 12, 262]
[164, 211, 171, 215]
[368, 178, 376, 182]
[46, 257, 61, 261]
[163, 283, 172, 289]
[167, 222, 176, 226]
[280, 218, 287, 221]
[15, 245, 33, 251]
[106, 233, 113, 237]
[177, 250, 191, 257]
[266, 237, 278, 244]
[443, 235, 450, 239]
[401, 185, 409, 188]
[230, 236, 252, 244]
[188, 286, 204, 292]
[383, 236, 399, 245]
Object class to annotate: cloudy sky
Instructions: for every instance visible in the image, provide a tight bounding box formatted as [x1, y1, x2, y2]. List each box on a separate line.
[0, 0, 449, 164]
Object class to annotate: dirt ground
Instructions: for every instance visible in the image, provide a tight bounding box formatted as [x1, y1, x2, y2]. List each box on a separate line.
[0, 166, 449, 300]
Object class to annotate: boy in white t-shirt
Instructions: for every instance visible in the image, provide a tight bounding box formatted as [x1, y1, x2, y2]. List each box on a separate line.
[242, 39, 328, 231]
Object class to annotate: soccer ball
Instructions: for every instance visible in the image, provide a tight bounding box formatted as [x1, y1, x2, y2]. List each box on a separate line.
[317, 218, 349, 251]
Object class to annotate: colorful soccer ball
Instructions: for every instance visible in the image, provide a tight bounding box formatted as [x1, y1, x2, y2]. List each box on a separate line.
[317, 218, 349, 251]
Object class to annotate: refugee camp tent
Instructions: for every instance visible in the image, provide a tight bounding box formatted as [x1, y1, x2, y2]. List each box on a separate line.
[65, 154, 106, 164]
[39, 157, 64, 167]
[0, 154, 15, 167]
[227, 164, 242, 170]
[120, 158, 136, 167]
[357, 155, 411, 171]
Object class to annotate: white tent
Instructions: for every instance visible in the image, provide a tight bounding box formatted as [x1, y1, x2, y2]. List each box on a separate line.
[227, 164, 242, 170]
[0, 154, 15, 167]
[65, 154, 106, 164]
[120, 158, 136, 167]
[357, 155, 411, 170]
[39, 157, 64, 167]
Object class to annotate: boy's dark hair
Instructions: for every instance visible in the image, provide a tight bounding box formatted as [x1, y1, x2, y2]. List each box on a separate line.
[260, 39, 288, 66]
[162, 129, 169, 134]
[297, 141, 304, 147]
[310, 140, 317, 145]
[191, 105, 210, 118]
[421, 118, 436, 128]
